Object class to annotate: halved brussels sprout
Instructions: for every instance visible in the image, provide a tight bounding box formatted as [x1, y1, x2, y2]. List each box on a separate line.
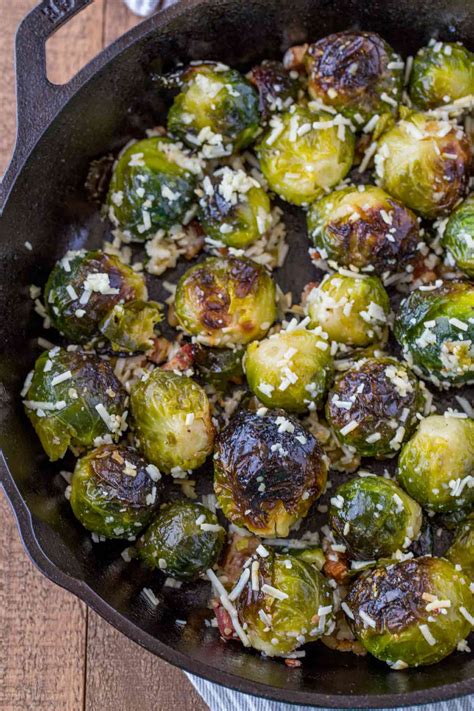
[70, 444, 161, 538]
[174, 256, 276, 347]
[325, 357, 427, 459]
[243, 327, 334, 413]
[107, 136, 200, 237]
[130, 369, 214, 474]
[307, 272, 391, 347]
[214, 408, 327, 537]
[307, 185, 422, 277]
[247, 60, 299, 120]
[257, 105, 355, 206]
[197, 167, 272, 248]
[44, 249, 147, 344]
[193, 345, 244, 391]
[23, 348, 128, 461]
[447, 515, 474, 579]
[329, 475, 422, 559]
[442, 193, 474, 277]
[409, 41, 474, 110]
[167, 62, 260, 155]
[304, 31, 403, 122]
[394, 280, 474, 386]
[234, 550, 334, 656]
[98, 299, 162, 353]
[397, 414, 474, 513]
[375, 112, 471, 219]
[345, 556, 474, 668]
[137, 501, 224, 580]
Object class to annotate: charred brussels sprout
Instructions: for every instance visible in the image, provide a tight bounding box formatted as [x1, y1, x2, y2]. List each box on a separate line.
[23, 348, 128, 461]
[307, 185, 421, 277]
[193, 345, 244, 391]
[329, 476, 422, 559]
[304, 31, 403, 122]
[345, 557, 474, 668]
[44, 249, 147, 344]
[70, 444, 161, 538]
[214, 409, 327, 537]
[107, 136, 200, 237]
[247, 60, 298, 121]
[257, 105, 355, 206]
[234, 550, 334, 656]
[442, 193, 474, 277]
[197, 167, 272, 248]
[397, 414, 474, 513]
[243, 327, 333, 413]
[130, 369, 214, 474]
[447, 515, 474, 579]
[394, 280, 474, 386]
[167, 62, 260, 155]
[375, 112, 471, 219]
[174, 256, 276, 347]
[307, 272, 391, 347]
[409, 42, 474, 110]
[98, 299, 162, 353]
[326, 357, 427, 459]
[138, 501, 224, 580]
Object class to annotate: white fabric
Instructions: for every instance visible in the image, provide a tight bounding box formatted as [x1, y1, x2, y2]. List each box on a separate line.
[187, 673, 472, 711]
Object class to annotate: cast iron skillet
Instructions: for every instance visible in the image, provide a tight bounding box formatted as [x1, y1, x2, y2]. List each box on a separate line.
[0, 0, 473, 707]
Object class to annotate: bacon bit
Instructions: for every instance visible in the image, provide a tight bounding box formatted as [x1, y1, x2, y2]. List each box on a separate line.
[283, 43, 309, 70]
[300, 281, 319, 306]
[285, 658, 302, 668]
[220, 533, 260, 586]
[323, 553, 350, 585]
[147, 337, 172, 365]
[214, 604, 237, 641]
[162, 343, 196, 372]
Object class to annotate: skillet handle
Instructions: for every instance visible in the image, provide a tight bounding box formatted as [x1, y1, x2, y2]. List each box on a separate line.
[14, 0, 94, 148]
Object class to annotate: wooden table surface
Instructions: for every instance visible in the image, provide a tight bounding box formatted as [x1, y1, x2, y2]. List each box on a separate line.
[0, 2, 209, 709]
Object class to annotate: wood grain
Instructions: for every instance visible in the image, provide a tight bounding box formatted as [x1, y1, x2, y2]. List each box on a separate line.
[1, 1, 209, 708]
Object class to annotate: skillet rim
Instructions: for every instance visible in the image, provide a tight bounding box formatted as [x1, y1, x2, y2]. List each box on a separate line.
[1, 0, 473, 706]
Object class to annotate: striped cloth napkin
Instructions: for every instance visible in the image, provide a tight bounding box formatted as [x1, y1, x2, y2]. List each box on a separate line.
[187, 674, 472, 711]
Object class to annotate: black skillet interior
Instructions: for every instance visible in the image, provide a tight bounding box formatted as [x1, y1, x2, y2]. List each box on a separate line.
[0, 0, 473, 707]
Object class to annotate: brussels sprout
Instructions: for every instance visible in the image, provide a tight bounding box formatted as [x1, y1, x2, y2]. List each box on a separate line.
[397, 414, 474, 513]
[329, 475, 422, 560]
[307, 272, 391, 347]
[325, 357, 427, 459]
[409, 42, 474, 110]
[345, 556, 474, 668]
[307, 185, 421, 277]
[304, 31, 403, 122]
[375, 112, 471, 219]
[243, 327, 334, 413]
[447, 515, 474, 579]
[137, 501, 224, 580]
[247, 60, 299, 120]
[70, 444, 161, 538]
[234, 550, 334, 656]
[98, 299, 162, 353]
[107, 136, 200, 237]
[257, 105, 355, 206]
[214, 409, 327, 537]
[167, 62, 260, 155]
[130, 369, 214, 474]
[193, 345, 244, 391]
[174, 256, 276, 347]
[442, 193, 474, 277]
[44, 249, 147, 344]
[394, 280, 474, 386]
[23, 348, 128, 461]
[197, 167, 272, 248]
